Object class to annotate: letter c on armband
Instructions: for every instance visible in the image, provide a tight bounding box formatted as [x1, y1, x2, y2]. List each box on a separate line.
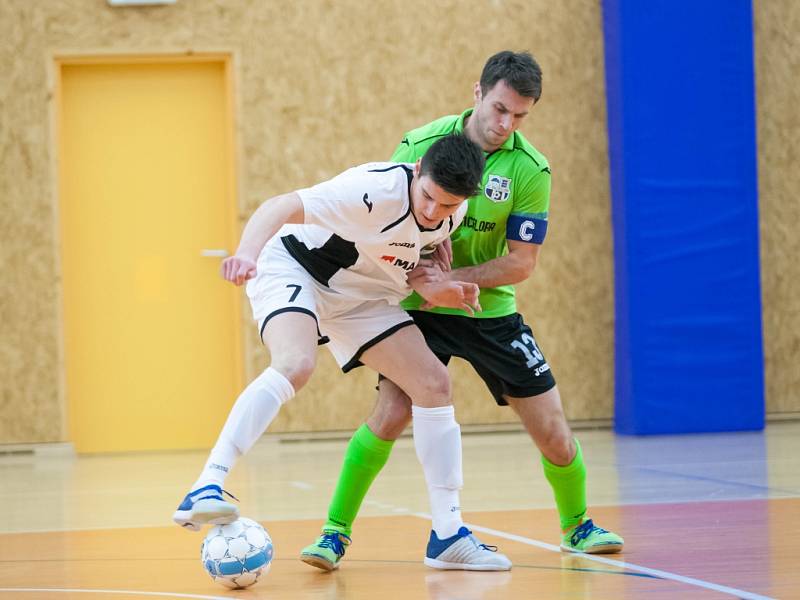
[519, 220, 535, 242]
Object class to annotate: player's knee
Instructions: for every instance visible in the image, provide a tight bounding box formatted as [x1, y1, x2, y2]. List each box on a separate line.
[370, 392, 412, 438]
[385, 397, 412, 425]
[272, 356, 316, 391]
[419, 363, 451, 405]
[541, 428, 575, 466]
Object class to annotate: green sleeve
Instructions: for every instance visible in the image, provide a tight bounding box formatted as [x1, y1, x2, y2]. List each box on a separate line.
[390, 136, 418, 162]
[511, 167, 551, 219]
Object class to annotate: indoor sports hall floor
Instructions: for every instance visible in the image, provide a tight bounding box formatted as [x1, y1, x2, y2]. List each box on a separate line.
[1, 421, 798, 599]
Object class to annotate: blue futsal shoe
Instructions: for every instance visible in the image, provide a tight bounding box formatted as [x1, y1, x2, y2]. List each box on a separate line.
[424, 526, 512, 571]
[172, 484, 239, 531]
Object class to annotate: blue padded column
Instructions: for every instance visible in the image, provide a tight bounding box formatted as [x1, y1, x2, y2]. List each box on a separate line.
[602, 0, 764, 434]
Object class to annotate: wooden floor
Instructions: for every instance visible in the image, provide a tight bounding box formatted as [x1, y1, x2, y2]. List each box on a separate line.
[1, 423, 799, 599]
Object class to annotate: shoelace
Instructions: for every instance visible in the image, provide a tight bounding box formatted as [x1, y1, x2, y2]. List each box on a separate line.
[189, 485, 239, 503]
[467, 531, 498, 553]
[569, 519, 608, 546]
[221, 489, 240, 502]
[318, 532, 350, 556]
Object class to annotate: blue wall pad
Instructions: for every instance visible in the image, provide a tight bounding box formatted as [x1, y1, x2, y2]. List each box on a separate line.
[602, 0, 764, 434]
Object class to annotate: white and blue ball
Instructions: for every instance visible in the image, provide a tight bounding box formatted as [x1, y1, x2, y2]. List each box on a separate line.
[200, 517, 273, 589]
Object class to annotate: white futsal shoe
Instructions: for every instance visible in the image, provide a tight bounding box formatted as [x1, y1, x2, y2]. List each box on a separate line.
[172, 484, 239, 531]
[424, 526, 512, 571]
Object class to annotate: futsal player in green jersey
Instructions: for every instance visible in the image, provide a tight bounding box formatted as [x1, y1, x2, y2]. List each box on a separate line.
[301, 51, 623, 571]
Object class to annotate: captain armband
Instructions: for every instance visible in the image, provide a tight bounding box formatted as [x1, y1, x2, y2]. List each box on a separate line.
[506, 214, 548, 244]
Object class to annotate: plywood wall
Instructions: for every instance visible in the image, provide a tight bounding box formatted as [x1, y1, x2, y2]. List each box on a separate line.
[754, 0, 800, 415]
[0, 0, 795, 445]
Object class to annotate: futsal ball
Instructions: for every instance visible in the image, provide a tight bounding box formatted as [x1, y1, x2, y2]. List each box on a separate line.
[200, 517, 273, 589]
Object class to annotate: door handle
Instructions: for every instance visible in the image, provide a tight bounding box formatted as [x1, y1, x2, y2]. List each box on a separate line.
[200, 249, 229, 258]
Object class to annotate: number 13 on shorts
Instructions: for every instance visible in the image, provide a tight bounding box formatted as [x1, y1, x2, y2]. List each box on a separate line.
[511, 333, 550, 376]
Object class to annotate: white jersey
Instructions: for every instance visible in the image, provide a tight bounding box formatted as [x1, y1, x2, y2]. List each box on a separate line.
[266, 162, 467, 305]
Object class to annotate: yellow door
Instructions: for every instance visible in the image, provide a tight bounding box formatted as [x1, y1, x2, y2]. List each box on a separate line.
[57, 58, 242, 453]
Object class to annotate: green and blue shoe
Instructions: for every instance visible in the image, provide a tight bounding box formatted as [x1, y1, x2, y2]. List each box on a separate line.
[561, 519, 623, 554]
[300, 530, 352, 571]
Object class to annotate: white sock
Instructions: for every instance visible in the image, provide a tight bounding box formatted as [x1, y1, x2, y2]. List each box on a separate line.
[191, 367, 295, 491]
[412, 404, 464, 539]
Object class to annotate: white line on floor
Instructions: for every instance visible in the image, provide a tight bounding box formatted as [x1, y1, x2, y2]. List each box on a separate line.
[410, 512, 775, 600]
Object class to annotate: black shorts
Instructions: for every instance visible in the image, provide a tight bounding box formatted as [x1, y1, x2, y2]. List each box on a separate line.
[408, 310, 556, 406]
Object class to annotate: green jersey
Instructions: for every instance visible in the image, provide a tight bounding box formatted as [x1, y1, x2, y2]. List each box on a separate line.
[392, 109, 551, 318]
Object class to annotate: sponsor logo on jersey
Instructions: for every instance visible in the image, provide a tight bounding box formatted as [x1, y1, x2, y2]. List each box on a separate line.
[380, 255, 417, 271]
[484, 174, 511, 203]
[462, 216, 497, 232]
[389, 241, 416, 248]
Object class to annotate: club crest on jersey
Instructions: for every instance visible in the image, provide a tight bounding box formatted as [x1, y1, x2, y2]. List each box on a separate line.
[484, 174, 511, 203]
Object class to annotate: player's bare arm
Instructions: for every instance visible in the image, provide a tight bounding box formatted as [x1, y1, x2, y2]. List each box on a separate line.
[408, 277, 482, 315]
[221, 192, 305, 286]
[449, 240, 540, 288]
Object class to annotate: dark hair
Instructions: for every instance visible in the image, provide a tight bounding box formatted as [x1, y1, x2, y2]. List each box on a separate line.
[480, 50, 542, 102]
[419, 134, 485, 199]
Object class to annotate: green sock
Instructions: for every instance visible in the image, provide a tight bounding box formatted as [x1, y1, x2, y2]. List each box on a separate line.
[541, 438, 587, 531]
[324, 424, 394, 536]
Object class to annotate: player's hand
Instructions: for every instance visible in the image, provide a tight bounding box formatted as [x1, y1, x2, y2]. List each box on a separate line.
[221, 255, 257, 286]
[407, 259, 449, 285]
[430, 238, 452, 272]
[412, 280, 482, 316]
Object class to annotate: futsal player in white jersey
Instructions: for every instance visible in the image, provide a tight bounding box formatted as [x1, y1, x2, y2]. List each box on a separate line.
[173, 135, 511, 568]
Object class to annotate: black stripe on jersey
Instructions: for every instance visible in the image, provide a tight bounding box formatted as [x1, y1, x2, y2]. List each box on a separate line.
[341, 320, 416, 373]
[512, 133, 546, 169]
[413, 213, 445, 232]
[407, 120, 459, 147]
[373, 164, 444, 233]
[377, 167, 412, 232]
[281, 234, 359, 287]
[381, 206, 412, 233]
[448, 215, 454, 232]
[368, 164, 414, 195]
[394, 202, 445, 233]
[368, 164, 416, 233]
[368, 163, 413, 176]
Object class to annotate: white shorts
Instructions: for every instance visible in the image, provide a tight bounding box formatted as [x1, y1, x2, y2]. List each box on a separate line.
[246, 241, 414, 371]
